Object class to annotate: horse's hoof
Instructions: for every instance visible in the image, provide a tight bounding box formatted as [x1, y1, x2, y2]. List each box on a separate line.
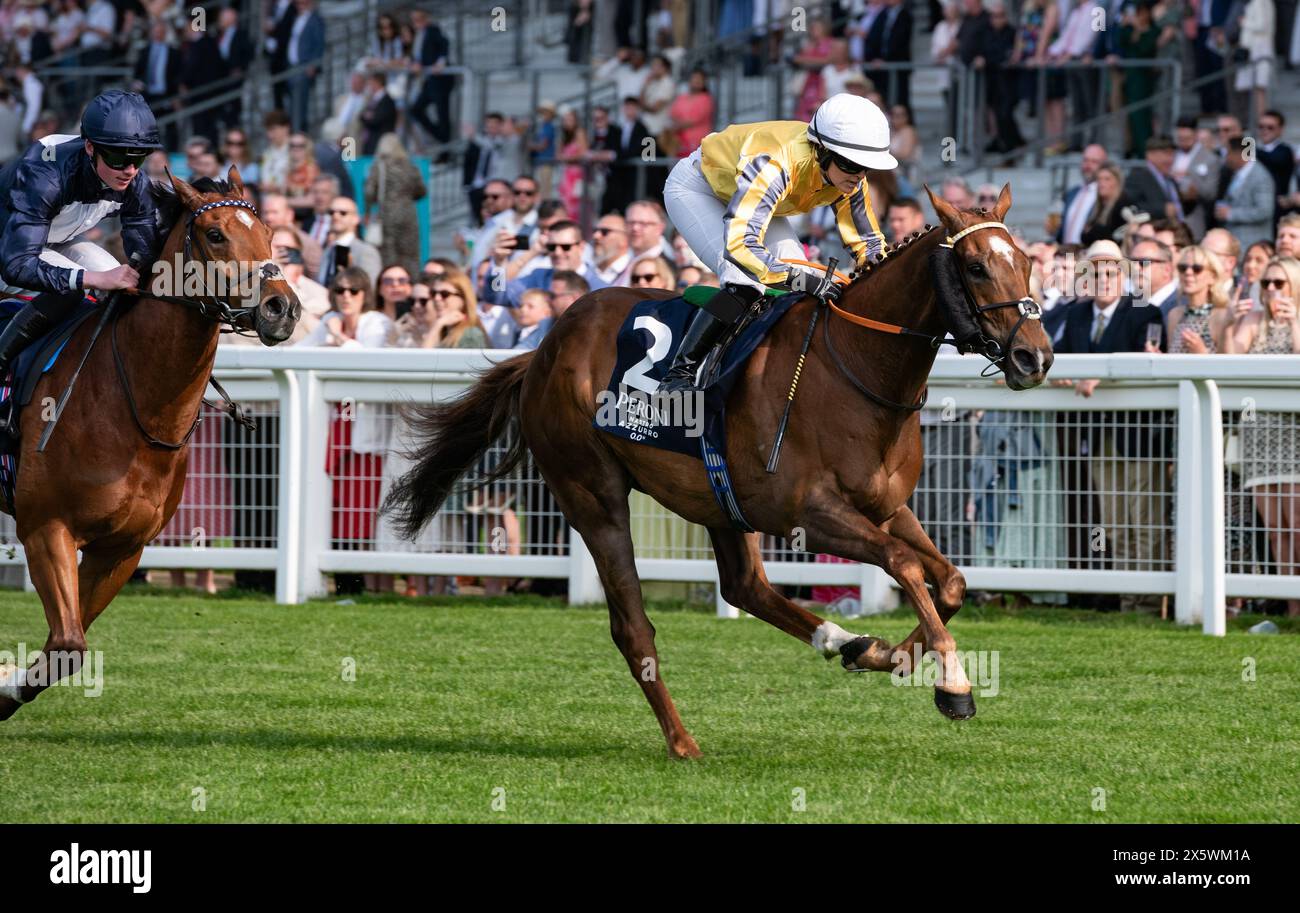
[840, 636, 893, 672]
[934, 688, 976, 720]
[668, 736, 702, 759]
[0, 696, 22, 721]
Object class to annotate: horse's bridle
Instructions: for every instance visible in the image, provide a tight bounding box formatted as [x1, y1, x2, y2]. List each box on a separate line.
[151, 197, 285, 334]
[115, 197, 279, 449]
[811, 220, 1042, 410]
[939, 219, 1042, 375]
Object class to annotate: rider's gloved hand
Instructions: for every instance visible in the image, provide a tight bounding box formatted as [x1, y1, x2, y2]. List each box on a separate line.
[782, 266, 842, 304]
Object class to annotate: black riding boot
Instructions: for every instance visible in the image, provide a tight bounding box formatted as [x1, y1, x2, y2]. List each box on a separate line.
[658, 284, 762, 394]
[0, 302, 58, 381]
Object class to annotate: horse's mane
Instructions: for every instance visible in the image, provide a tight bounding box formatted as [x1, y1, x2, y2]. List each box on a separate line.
[849, 223, 943, 283]
[148, 177, 238, 237]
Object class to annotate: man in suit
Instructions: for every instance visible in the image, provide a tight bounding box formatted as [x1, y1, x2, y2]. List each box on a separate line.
[306, 175, 340, 246]
[215, 6, 253, 133]
[463, 113, 507, 221]
[1214, 135, 1277, 251]
[264, 0, 298, 113]
[133, 19, 181, 151]
[1171, 115, 1221, 238]
[1194, 0, 1231, 114]
[178, 21, 225, 144]
[1053, 240, 1168, 610]
[1056, 144, 1108, 244]
[1255, 110, 1295, 225]
[358, 71, 397, 156]
[318, 195, 382, 287]
[864, 0, 913, 107]
[407, 7, 456, 146]
[1124, 135, 1184, 223]
[599, 96, 651, 216]
[285, 0, 326, 132]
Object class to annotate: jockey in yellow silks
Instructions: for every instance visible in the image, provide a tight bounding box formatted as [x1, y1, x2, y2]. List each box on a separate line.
[659, 93, 897, 393]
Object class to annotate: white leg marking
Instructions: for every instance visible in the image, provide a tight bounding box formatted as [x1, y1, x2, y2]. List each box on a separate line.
[0, 662, 26, 703]
[811, 621, 864, 658]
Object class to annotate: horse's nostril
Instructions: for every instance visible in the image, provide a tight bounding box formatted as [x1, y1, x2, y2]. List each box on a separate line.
[264, 296, 286, 318]
[1011, 347, 1040, 374]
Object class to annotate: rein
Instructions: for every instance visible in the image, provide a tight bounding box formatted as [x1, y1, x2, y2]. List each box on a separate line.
[783, 219, 1042, 411]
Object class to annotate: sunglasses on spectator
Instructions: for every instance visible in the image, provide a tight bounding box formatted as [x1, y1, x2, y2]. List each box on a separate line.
[1136, 257, 1171, 265]
[432, 289, 461, 299]
[512, 186, 537, 196]
[546, 242, 578, 252]
[630, 272, 659, 284]
[333, 286, 363, 295]
[225, 138, 246, 146]
[593, 226, 625, 235]
[96, 145, 148, 170]
[1261, 278, 1288, 290]
[412, 296, 432, 305]
[329, 208, 355, 217]
[483, 192, 507, 200]
[1178, 263, 1205, 274]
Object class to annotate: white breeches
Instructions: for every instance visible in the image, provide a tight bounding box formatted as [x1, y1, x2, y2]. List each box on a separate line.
[663, 147, 802, 293]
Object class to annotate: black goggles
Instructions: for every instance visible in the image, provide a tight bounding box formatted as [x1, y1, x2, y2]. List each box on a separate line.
[824, 150, 868, 176]
[95, 145, 150, 170]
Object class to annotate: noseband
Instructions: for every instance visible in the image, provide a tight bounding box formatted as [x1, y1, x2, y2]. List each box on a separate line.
[940, 220, 1042, 374]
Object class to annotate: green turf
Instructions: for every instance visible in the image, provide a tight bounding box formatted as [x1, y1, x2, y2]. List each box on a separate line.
[0, 589, 1297, 823]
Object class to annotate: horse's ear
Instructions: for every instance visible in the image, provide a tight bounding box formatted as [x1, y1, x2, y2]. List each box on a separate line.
[166, 167, 203, 211]
[227, 163, 245, 196]
[924, 183, 961, 231]
[993, 183, 1012, 222]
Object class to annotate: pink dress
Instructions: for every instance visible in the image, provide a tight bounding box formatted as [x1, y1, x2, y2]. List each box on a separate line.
[794, 38, 834, 121]
[558, 140, 586, 218]
[669, 91, 715, 157]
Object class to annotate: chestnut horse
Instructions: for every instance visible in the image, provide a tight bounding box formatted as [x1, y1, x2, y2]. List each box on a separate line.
[0, 166, 299, 719]
[385, 186, 1053, 757]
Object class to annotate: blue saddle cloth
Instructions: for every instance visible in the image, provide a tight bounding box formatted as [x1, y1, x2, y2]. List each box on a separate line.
[594, 289, 802, 530]
[0, 297, 100, 513]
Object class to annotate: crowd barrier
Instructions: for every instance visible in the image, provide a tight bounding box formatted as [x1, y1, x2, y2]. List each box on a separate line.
[4, 347, 1298, 636]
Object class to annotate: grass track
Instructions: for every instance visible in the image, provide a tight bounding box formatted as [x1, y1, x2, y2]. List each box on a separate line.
[1, 589, 1297, 823]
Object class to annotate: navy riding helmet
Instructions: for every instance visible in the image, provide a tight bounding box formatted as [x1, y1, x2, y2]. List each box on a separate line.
[80, 90, 164, 151]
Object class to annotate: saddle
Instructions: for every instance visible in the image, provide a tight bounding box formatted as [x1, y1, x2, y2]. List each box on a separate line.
[596, 286, 802, 530]
[0, 297, 101, 513]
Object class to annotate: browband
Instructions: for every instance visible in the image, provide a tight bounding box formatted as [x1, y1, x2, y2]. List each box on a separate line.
[942, 220, 1009, 247]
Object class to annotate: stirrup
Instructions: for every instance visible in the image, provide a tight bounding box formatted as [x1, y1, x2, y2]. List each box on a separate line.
[658, 357, 708, 394]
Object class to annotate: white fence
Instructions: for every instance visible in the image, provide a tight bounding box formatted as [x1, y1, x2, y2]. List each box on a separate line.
[4, 348, 1299, 637]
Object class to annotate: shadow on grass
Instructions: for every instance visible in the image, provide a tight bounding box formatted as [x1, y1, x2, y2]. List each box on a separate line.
[17, 724, 627, 761]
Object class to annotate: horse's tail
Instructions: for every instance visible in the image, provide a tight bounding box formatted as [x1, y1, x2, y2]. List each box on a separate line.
[381, 351, 535, 540]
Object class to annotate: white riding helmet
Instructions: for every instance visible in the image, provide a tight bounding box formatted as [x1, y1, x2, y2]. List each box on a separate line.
[807, 93, 898, 171]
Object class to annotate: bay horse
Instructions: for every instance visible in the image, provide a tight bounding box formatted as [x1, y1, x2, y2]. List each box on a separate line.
[385, 185, 1053, 758]
[0, 166, 299, 719]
